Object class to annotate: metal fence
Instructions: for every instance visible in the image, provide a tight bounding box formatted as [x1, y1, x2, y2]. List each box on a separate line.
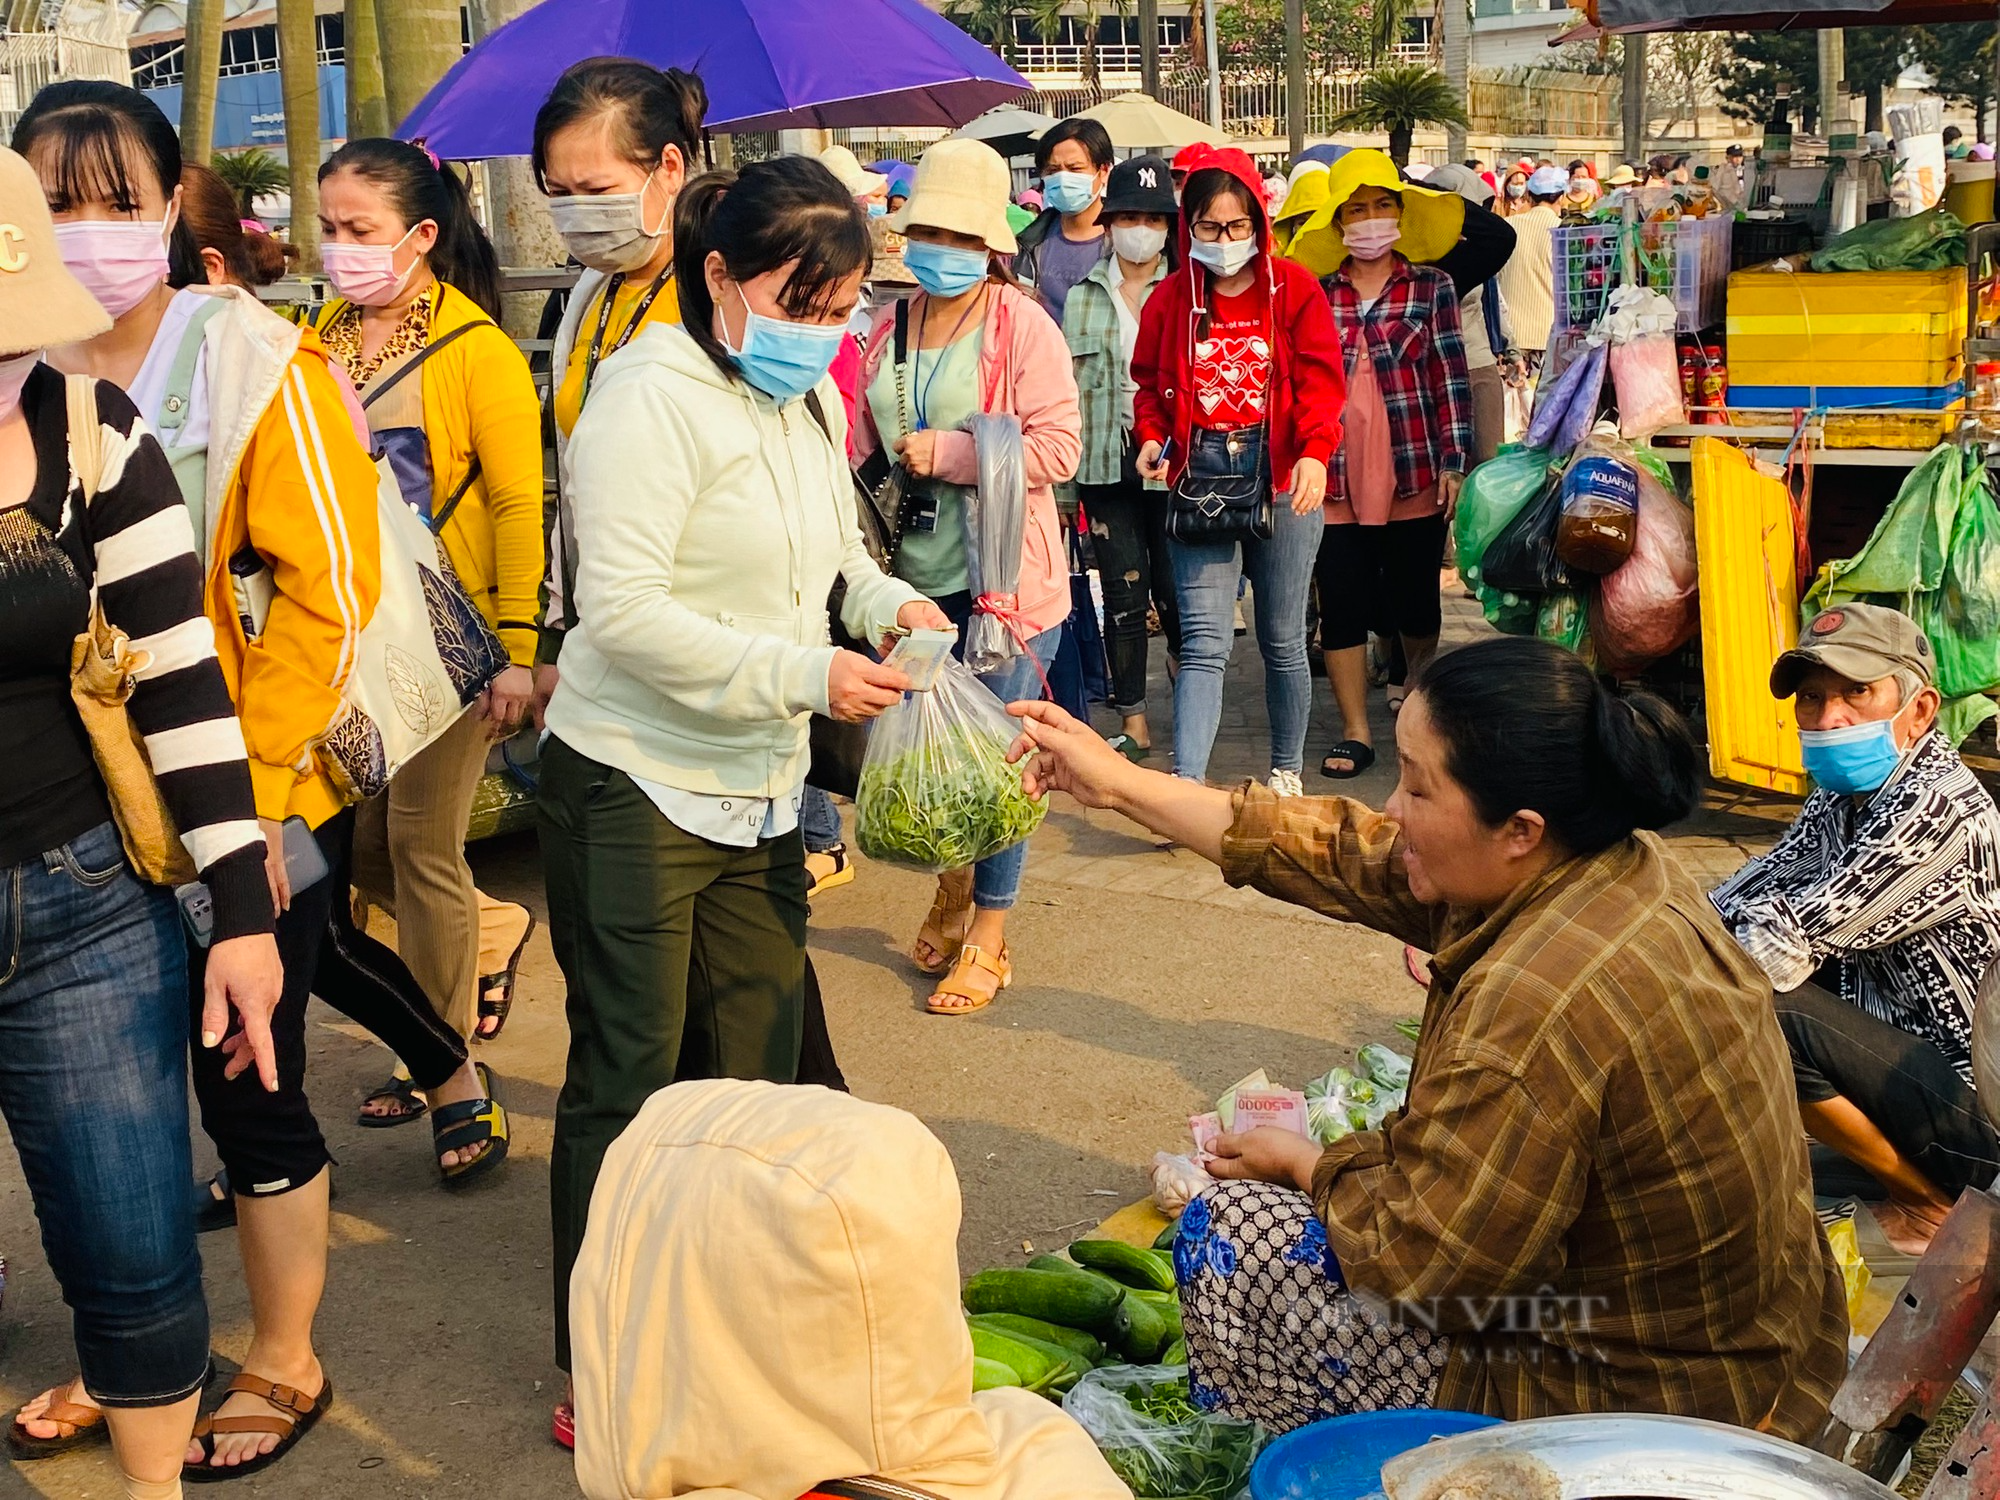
[0, 19, 130, 138]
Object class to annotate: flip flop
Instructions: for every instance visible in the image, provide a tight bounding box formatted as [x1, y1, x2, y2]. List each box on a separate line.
[1320, 740, 1376, 779]
[1105, 734, 1152, 764]
[183, 1374, 332, 1483]
[357, 1074, 426, 1128]
[7, 1380, 108, 1460]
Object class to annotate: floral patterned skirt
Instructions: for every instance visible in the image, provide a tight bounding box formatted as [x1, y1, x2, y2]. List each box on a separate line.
[1175, 1180, 1450, 1434]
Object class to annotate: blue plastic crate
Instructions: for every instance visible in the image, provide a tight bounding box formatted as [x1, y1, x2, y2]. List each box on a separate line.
[1727, 381, 1967, 410]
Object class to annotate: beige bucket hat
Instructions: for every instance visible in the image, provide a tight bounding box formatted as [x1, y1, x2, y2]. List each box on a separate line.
[817, 144, 888, 201]
[0, 147, 113, 355]
[887, 138, 1017, 255]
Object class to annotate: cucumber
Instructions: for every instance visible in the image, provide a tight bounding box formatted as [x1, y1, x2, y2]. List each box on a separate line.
[967, 1312, 1105, 1365]
[1070, 1239, 1176, 1292]
[963, 1268, 1123, 1330]
[1161, 1337, 1188, 1366]
[967, 1319, 1090, 1391]
[1025, 1253, 1085, 1276]
[972, 1355, 1022, 1391]
[1132, 1288, 1184, 1343]
[1154, 1221, 1181, 1251]
[969, 1325, 1066, 1393]
[1115, 1288, 1171, 1362]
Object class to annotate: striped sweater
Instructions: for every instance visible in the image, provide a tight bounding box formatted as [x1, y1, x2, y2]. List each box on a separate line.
[5, 364, 271, 941]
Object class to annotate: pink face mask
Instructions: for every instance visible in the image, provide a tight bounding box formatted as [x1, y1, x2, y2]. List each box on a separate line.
[0, 352, 38, 421]
[321, 223, 425, 307]
[1343, 218, 1402, 261]
[52, 216, 174, 319]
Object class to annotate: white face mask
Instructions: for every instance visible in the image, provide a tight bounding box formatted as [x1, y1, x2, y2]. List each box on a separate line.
[1110, 224, 1167, 265]
[1189, 237, 1256, 278]
[548, 169, 670, 274]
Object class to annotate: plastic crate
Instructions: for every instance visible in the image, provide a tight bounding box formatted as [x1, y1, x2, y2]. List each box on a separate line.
[1553, 215, 1733, 335]
[1731, 216, 1814, 268]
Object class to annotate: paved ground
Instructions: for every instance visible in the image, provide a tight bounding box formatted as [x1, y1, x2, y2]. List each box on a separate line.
[0, 580, 1801, 1500]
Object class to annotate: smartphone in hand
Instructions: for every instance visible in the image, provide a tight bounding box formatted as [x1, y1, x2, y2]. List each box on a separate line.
[177, 815, 328, 946]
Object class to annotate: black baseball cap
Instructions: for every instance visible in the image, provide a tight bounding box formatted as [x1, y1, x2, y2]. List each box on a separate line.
[1102, 154, 1177, 217]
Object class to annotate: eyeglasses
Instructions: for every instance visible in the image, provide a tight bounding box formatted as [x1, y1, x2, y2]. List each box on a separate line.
[1190, 216, 1255, 243]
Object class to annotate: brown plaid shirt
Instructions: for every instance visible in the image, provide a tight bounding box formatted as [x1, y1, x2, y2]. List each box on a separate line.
[1221, 785, 1848, 1440]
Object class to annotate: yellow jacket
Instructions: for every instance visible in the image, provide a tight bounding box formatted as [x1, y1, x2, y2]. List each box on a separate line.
[315, 282, 546, 666]
[187, 287, 383, 829]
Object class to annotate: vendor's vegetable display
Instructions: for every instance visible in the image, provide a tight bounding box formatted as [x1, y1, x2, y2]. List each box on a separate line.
[854, 655, 1047, 873]
[1064, 1367, 1262, 1500]
[963, 1267, 1122, 1328]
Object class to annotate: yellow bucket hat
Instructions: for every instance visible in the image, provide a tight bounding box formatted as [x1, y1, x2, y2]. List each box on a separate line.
[1286, 147, 1465, 277]
[1272, 169, 1330, 254]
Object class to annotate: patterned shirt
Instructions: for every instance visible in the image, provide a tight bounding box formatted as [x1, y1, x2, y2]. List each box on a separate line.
[1709, 729, 2000, 1084]
[1321, 259, 1473, 504]
[321, 281, 436, 388]
[1220, 784, 1848, 1440]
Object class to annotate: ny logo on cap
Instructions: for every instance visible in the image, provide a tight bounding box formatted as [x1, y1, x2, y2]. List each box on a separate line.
[0, 225, 27, 274]
[1138, 167, 1157, 188]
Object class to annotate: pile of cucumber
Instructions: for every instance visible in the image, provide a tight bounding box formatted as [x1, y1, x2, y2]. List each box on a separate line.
[963, 1229, 1186, 1397]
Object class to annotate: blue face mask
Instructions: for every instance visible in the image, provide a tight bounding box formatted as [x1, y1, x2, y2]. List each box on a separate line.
[720, 286, 848, 403]
[1043, 170, 1099, 215]
[867, 201, 889, 219]
[1799, 715, 1906, 795]
[902, 239, 989, 298]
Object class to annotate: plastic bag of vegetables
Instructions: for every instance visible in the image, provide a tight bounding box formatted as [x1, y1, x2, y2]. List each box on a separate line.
[854, 656, 1048, 872]
[1062, 1367, 1262, 1500]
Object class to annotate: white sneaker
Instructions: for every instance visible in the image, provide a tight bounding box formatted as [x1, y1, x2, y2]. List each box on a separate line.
[1268, 768, 1303, 798]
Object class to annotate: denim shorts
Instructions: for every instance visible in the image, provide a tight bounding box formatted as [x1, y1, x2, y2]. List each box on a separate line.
[0, 820, 210, 1405]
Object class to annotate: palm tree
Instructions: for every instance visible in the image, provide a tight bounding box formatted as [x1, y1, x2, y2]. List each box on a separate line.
[181, 0, 225, 165]
[212, 147, 290, 214]
[378, 0, 463, 129]
[276, 0, 320, 268]
[1332, 62, 1469, 166]
[345, 0, 391, 139]
[1369, 0, 1412, 62]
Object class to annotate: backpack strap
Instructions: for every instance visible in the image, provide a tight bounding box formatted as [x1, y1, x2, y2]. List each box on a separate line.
[812, 1480, 953, 1500]
[360, 318, 490, 409]
[64, 373, 104, 507]
[151, 294, 232, 556]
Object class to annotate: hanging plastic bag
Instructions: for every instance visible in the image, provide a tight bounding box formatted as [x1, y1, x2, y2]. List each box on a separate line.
[1524, 340, 1607, 459]
[1454, 446, 1554, 588]
[1556, 431, 1640, 573]
[1917, 458, 2000, 699]
[1802, 443, 1962, 617]
[1476, 581, 1540, 637]
[1611, 336, 1685, 438]
[1062, 1367, 1263, 1500]
[1536, 590, 1591, 656]
[854, 656, 1047, 873]
[964, 414, 1030, 674]
[1593, 464, 1699, 674]
[1479, 469, 1573, 595]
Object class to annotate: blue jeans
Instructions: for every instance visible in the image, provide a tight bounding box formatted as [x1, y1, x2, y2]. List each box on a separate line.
[0, 821, 209, 1405]
[800, 786, 843, 854]
[935, 591, 1062, 911]
[1169, 499, 1319, 781]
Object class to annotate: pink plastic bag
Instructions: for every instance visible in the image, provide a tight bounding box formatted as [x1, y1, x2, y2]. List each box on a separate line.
[1591, 466, 1698, 674]
[1610, 333, 1685, 439]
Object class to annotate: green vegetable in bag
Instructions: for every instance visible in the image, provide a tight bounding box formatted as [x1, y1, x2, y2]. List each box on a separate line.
[1062, 1368, 1262, 1500]
[1918, 463, 2000, 700]
[1454, 447, 1555, 588]
[1810, 207, 1967, 273]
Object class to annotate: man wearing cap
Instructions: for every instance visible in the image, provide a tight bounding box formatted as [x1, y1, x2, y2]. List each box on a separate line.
[1723, 144, 1747, 194]
[1495, 163, 1564, 362]
[1711, 603, 2000, 1255]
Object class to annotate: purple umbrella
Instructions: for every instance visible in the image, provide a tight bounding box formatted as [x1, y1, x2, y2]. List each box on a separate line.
[398, 0, 1029, 159]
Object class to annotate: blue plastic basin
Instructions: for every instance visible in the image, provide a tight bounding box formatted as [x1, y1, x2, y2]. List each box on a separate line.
[1249, 1409, 1505, 1500]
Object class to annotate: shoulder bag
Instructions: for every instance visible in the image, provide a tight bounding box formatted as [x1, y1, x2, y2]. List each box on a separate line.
[358, 285, 492, 533]
[64, 373, 198, 885]
[1166, 419, 1274, 544]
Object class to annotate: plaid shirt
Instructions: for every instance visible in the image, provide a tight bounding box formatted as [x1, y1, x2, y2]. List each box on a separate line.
[1063, 255, 1169, 489]
[1710, 729, 2000, 1084]
[1221, 785, 1848, 1440]
[1322, 259, 1473, 503]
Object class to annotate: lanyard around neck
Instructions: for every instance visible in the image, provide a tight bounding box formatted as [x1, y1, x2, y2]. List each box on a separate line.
[582, 264, 673, 406]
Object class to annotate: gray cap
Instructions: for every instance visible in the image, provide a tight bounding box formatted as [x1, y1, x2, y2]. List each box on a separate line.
[1770, 602, 1935, 697]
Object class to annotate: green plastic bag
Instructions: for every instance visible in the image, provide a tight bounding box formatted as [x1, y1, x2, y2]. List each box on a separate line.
[1454, 447, 1555, 589]
[1536, 589, 1591, 657]
[1809, 207, 1967, 272]
[1918, 462, 2000, 700]
[1802, 444, 1960, 618]
[1630, 442, 1677, 496]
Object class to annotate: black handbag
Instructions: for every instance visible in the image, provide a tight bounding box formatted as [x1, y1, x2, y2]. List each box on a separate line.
[1167, 421, 1274, 544]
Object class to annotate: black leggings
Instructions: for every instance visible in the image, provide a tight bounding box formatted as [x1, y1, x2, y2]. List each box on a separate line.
[1315, 516, 1448, 652]
[188, 808, 466, 1198]
[1080, 436, 1181, 716]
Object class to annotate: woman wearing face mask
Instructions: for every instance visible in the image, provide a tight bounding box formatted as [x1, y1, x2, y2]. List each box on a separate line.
[307, 138, 540, 1179]
[538, 155, 945, 1437]
[1013, 116, 1114, 323]
[850, 139, 1082, 1016]
[15, 81, 470, 1480]
[1498, 165, 1532, 215]
[0, 144, 282, 1500]
[1063, 153, 1181, 762]
[1132, 148, 1345, 796]
[1312, 151, 1470, 782]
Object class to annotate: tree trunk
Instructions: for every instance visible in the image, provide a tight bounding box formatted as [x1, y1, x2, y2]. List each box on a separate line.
[377, 0, 462, 130]
[1284, 0, 1305, 159]
[1139, 0, 1159, 97]
[345, 0, 390, 139]
[1621, 32, 1647, 166]
[1389, 125, 1413, 167]
[1440, 0, 1469, 162]
[276, 0, 320, 270]
[469, 0, 566, 337]
[181, 0, 225, 166]
[1864, 80, 1884, 135]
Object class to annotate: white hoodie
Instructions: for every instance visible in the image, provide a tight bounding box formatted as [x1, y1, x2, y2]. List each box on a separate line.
[544, 320, 923, 799]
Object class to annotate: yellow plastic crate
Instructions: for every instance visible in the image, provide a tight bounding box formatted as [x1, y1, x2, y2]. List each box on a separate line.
[1728, 353, 1964, 389]
[1691, 438, 1809, 796]
[1726, 266, 1968, 389]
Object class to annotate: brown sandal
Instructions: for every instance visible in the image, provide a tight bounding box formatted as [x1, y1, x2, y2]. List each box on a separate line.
[184, 1373, 332, 1483]
[926, 943, 1012, 1016]
[910, 867, 974, 976]
[7, 1379, 108, 1460]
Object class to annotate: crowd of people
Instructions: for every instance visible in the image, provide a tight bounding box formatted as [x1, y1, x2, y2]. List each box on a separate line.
[2, 57, 1998, 1500]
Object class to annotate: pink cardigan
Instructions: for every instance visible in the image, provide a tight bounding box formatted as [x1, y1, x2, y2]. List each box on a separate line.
[851, 282, 1081, 638]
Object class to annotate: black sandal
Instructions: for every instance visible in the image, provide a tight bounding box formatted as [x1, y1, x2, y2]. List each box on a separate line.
[433, 1062, 509, 1190]
[476, 914, 535, 1041]
[357, 1074, 426, 1128]
[195, 1168, 236, 1233]
[183, 1373, 332, 1483]
[1320, 740, 1377, 779]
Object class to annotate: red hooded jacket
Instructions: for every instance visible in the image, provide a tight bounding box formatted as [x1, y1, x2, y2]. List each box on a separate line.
[1132, 147, 1345, 488]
